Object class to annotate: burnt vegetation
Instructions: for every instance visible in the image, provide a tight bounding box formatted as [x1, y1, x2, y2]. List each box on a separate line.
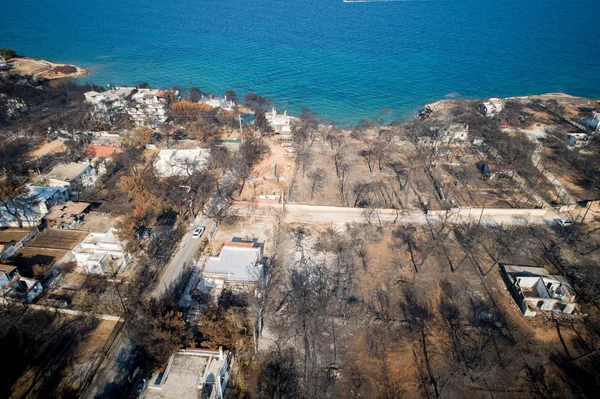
[1, 73, 600, 399]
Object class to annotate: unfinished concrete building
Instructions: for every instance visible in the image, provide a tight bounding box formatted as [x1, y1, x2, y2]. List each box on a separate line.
[501, 264, 576, 317]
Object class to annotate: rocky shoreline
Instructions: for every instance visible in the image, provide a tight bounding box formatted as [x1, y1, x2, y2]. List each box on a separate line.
[2, 57, 90, 81]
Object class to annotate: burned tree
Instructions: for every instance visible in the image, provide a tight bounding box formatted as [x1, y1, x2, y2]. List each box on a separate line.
[306, 167, 327, 200]
[333, 151, 352, 207]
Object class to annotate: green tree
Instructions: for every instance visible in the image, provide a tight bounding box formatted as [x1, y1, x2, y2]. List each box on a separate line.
[243, 92, 271, 111]
[0, 48, 18, 60]
[224, 89, 238, 104]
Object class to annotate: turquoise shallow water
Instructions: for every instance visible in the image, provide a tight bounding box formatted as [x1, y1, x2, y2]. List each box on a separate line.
[2, 0, 600, 125]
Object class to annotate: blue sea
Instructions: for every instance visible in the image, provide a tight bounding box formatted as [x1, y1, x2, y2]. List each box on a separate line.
[2, 0, 600, 125]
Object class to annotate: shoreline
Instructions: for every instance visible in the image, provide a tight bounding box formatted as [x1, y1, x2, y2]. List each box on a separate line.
[1, 55, 597, 126]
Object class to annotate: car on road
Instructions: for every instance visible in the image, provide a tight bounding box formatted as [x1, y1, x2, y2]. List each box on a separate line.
[556, 219, 573, 227]
[192, 226, 206, 238]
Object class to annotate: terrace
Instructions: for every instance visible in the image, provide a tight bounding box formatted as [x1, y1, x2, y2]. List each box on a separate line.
[145, 348, 230, 399]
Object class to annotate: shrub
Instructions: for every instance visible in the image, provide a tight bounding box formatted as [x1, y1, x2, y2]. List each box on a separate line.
[0, 48, 18, 60]
[52, 65, 78, 74]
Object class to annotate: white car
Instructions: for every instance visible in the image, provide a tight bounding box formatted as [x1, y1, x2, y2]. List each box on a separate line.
[192, 226, 206, 238]
[556, 219, 573, 227]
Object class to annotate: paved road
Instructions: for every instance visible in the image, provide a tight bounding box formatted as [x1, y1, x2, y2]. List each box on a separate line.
[151, 215, 213, 299]
[84, 337, 136, 399]
[234, 203, 561, 227]
[84, 217, 213, 397]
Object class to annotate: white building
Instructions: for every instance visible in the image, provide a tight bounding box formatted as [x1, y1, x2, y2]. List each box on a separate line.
[441, 123, 469, 143]
[418, 124, 469, 147]
[154, 148, 209, 177]
[0, 186, 69, 227]
[501, 265, 577, 317]
[83, 91, 105, 104]
[201, 240, 264, 294]
[128, 89, 172, 125]
[84, 87, 136, 121]
[72, 228, 129, 274]
[566, 133, 590, 147]
[46, 162, 97, 189]
[199, 95, 236, 112]
[0, 56, 10, 71]
[578, 118, 600, 132]
[480, 98, 505, 117]
[266, 107, 294, 134]
[0, 264, 43, 302]
[145, 348, 231, 399]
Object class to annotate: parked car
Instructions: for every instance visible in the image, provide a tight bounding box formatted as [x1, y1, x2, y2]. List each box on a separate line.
[192, 226, 206, 238]
[556, 219, 573, 227]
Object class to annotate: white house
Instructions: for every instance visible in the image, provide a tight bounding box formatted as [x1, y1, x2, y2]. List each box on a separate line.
[72, 228, 129, 274]
[266, 107, 294, 134]
[442, 124, 469, 143]
[501, 265, 577, 317]
[145, 348, 231, 399]
[0, 264, 43, 302]
[46, 162, 97, 189]
[418, 124, 469, 147]
[199, 95, 236, 112]
[153, 148, 209, 177]
[84, 87, 135, 121]
[0, 56, 10, 71]
[83, 91, 105, 104]
[0, 185, 69, 227]
[566, 133, 590, 147]
[578, 118, 600, 132]
[201, 239, 264, 293]
[84, 87, 135, 107]
[128, 89, 173, 125]
[480, 98, 505, 117]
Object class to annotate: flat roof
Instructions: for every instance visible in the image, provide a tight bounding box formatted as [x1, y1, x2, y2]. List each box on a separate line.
[145, 350, 226, 399]
[204, 241, 262, 283]
[82, 229, 121, 245]
[47, 163, 90, 182]
[28, 185, 67, 201]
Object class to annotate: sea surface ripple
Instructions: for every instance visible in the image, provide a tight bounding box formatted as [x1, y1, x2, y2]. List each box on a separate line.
[2, 0, 600, 125]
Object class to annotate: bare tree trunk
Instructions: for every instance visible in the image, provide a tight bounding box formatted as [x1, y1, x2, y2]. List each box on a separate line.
[420, 324, 440, 398]
[2, 200, 24, 228]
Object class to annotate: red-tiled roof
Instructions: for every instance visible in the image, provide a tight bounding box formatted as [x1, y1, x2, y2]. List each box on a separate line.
[86, 145, 120, 159]
[488, 164, 515, 173]
[223, 241, 255, 248]
[44, 201, 90, 221]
